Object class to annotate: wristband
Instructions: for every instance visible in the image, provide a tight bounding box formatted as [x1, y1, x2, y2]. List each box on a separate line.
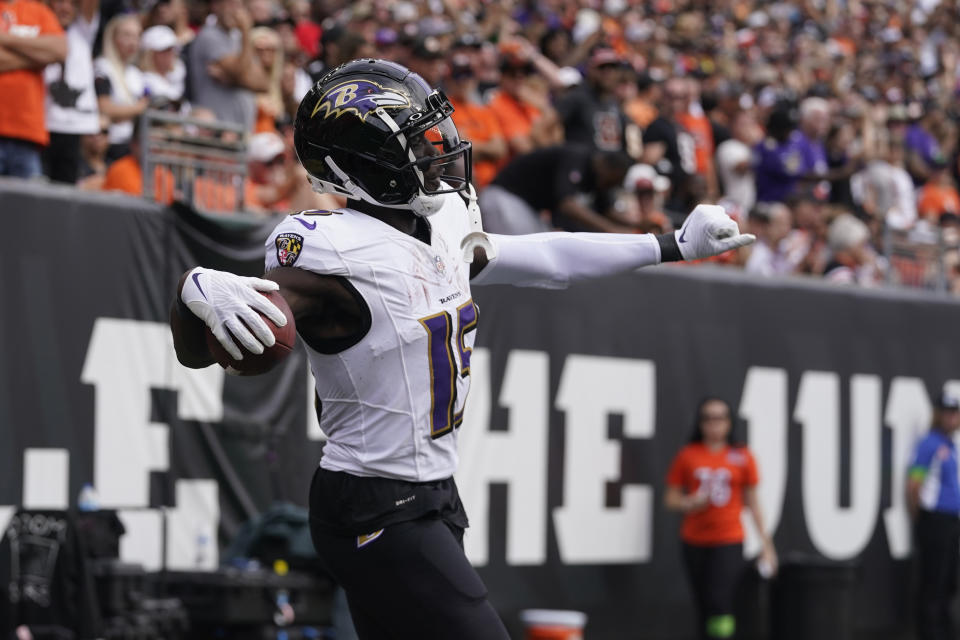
[657, 232, 683, 263]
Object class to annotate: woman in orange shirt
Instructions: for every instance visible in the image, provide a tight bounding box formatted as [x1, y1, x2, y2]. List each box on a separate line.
[665, 397, 777, 640]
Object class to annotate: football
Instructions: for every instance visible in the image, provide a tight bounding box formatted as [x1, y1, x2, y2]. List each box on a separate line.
[205, 290, 297, 376]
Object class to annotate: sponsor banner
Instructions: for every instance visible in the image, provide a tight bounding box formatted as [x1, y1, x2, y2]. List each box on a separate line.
[2, 181, 957, 638]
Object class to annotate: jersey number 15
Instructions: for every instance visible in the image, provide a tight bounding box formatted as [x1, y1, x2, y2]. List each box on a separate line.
[419, 299, 478, 439]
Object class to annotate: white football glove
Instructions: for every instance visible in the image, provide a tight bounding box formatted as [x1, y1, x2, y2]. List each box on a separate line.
[674, 204, 756, 261]
[180, 267, 288, 360]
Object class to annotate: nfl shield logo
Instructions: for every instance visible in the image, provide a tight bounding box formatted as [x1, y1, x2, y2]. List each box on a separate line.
[434, 255, 445, 274]
[276, 233, 304, 267]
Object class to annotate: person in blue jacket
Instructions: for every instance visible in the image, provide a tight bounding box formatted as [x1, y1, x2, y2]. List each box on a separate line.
[907, 390, 960, 640]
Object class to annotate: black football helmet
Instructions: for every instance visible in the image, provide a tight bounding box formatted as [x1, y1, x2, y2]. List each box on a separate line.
[294, 58, 472, 217]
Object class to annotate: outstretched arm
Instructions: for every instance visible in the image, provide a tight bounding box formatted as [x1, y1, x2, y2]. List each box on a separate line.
[469, 204, 755, 287]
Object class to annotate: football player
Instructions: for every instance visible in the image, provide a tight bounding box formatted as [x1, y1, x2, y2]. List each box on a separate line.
[170, 59, 754, 639]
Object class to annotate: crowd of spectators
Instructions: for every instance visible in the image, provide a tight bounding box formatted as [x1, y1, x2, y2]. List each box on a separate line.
[5, 0, 960, 290]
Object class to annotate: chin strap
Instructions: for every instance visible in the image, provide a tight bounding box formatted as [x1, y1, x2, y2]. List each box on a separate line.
[323, 156, 382, 206]
[319, 155, 446, 218]
[460, 183, 497, 263]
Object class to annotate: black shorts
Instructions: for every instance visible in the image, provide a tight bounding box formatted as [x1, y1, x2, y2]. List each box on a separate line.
[308, 468, 509, 640]
[307, 467, 469, 536]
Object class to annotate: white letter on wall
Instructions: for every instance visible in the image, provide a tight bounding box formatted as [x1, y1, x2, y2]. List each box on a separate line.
[82, 318, 223, 570]
[81, 318, 224, 507]
[553, 355, 655, 564]
[458, 349, 549, 566]
[796, 372, 881, 560]
[738, 367, 788, 557]
[884, 377, 931, 558]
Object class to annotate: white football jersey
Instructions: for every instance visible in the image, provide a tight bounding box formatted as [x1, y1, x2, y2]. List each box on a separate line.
[265, 194, 477, 482]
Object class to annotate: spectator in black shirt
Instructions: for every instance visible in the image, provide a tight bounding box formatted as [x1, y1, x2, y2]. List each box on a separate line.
[826, 120, 862, 210]
[643, 76, 697, 217]
[555, 48, 635, 155]
[305, 25, 369, 84]
[407, 35, 448, 90]
[479, 144, 636, 234]
[702, 80, 749, 149]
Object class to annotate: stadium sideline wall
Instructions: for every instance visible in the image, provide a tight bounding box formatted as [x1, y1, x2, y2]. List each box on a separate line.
[1, 178, 954, 639]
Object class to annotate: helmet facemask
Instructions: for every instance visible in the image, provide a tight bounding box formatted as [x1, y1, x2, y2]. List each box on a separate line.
[303, 88, 472, 217]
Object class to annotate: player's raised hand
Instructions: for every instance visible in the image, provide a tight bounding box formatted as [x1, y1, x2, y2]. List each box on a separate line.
[180, 267, 288, 360]
[674, 204, 755, 261]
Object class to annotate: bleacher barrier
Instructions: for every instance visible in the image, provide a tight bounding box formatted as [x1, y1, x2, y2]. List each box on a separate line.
[140, 109, 250, 216]
[882, 224, 956, 292]
[6, 178, 960, 638]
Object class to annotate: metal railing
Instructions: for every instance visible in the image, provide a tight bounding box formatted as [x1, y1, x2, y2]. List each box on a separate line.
[140, 110, 249, 215]
[883, 224, 955, 293]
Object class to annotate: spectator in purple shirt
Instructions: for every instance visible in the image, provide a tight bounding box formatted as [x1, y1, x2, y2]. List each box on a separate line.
[795, 97, 829, 183]
[755, 101, 833, 204]
[905, 105, 942, 186]
[754, 107, 806, 203]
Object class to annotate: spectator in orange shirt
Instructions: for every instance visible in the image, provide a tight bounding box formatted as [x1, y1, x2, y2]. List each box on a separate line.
[102, 152, 175, 203]
[917, 155, 960, 223]
[445, 54, 507, 191]
[244, 130, 293, 212]
[487, 51, 561, 159]
[101, 118, 175, 203]
[675, 77, 717, 198]
[624, 70, 659, 130]
[0, 0, 66, 177]
[666, 397, 777, 640]
[244, 131, 340, 214]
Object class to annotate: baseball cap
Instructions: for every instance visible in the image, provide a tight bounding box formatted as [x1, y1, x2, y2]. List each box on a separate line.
[249, 132, 285, 163]
[499, 43, 534, 74]
[454, 32, 484, 49]
[589, 47, 626, 69]
[624, 164, 670, 193]
[449, 53, 473, 79]
[934, 390, 960, 410]
[375, 28, 398, 47]
[141, 25, 178, 52]
[411, 35, 446, 60]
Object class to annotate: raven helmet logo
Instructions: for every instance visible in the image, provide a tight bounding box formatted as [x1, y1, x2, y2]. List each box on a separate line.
[310, 80, 411, 121]
[276, 233, 303, 267]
